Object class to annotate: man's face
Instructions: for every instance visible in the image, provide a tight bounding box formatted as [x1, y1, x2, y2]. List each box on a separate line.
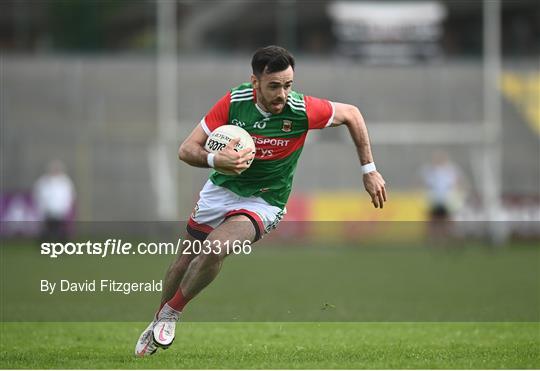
[251, 66, 294, 114]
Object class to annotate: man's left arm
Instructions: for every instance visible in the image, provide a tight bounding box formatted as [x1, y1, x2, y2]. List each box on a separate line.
[331, 103, 387, 209]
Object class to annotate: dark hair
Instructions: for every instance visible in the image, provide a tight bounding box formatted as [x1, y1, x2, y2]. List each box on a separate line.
[251, 45, 295, 77]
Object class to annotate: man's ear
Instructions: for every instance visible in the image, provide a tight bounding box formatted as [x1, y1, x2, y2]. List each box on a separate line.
[250, 74, 258, 89]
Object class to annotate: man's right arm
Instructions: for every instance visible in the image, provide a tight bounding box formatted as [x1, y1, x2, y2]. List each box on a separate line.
[179, 92, 230, 168]
[178, 91, 254, 174]
[178, 125, 254, 174]
[178, 125, 212, 168]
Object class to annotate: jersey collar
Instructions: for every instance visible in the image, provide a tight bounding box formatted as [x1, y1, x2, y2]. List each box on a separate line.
[252, 89, 272, 117]
[255, 102, 272, 118]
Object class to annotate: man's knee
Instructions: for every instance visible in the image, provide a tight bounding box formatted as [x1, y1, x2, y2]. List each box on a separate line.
[201, 253, 222, 268]
[197, 239, 226, 266]
[171, 253, 195, 272]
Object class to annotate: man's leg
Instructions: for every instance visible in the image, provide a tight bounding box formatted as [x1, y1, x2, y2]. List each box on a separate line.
[159, 233, 200, 307]
[179, 215, 256, 299]
[135, 232, 202, 357]
[136, 215, 256, 356]
[151, 215, 256, 349]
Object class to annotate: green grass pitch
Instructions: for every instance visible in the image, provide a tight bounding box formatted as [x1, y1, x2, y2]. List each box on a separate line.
[1, 322, 539, 369]
[1, 240, 539, 368]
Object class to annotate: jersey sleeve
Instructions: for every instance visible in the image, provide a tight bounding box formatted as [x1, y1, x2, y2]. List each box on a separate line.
[199, 92, 231, 135]
[305, 96, 335, 130]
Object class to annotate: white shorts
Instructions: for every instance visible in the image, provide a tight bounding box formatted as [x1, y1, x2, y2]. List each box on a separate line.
[187, 180, 285, 241]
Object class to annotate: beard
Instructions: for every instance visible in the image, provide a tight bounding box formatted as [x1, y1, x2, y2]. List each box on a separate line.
[257, 89, 285, 114]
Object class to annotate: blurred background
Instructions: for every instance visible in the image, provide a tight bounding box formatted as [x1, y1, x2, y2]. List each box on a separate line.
[1, 0, 539, 324]
[1, 0, 539, 240]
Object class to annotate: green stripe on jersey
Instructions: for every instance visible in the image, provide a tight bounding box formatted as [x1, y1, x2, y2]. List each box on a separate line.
[210, 83, 309, 208]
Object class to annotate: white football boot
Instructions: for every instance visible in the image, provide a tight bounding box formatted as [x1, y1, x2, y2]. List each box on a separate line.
[134, 320, 158, 357]
[152, 304, 181, 349]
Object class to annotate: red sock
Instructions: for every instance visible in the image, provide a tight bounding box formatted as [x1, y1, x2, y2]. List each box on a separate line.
[164, 288, 190, 312]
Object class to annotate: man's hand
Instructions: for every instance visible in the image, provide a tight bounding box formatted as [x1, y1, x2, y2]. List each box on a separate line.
[363, 171, 387, 208]
[214, 138, 254, 175]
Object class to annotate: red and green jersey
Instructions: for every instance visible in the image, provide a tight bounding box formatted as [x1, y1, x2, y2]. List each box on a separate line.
[200, 82, 335, 209]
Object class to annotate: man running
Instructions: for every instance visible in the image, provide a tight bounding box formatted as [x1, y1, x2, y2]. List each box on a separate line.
[135, 45, 387, 356]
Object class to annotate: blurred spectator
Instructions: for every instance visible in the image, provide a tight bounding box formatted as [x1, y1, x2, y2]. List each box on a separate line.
[33, 160, 75, 241]
[421, 151, 466, 240]
[421, 151, 465, 220]
[1, 193, 40, 236]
